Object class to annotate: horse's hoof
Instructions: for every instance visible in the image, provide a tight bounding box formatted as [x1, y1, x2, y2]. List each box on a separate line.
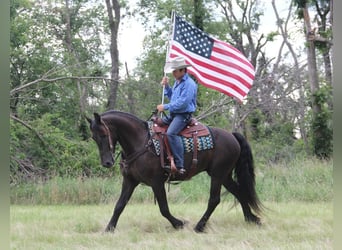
[105, 226, 115, 233]
[194, 224, 205, 233]
[246, 215, 262, 226]
[255, 219, 262, 226]
[194, 227, 205, 233]
[173, 220, 186, 229]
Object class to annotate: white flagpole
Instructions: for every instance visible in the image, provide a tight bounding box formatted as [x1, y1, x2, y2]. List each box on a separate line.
[161, 10, 175, 117]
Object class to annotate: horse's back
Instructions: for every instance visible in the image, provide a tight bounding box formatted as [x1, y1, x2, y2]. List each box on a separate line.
[207, 126, 241, 160]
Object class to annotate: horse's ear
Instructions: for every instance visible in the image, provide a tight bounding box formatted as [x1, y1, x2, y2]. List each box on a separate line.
[94, 112, 102, 124]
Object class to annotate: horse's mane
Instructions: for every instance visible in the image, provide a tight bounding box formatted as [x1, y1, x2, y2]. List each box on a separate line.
[101, 110, 148, 130]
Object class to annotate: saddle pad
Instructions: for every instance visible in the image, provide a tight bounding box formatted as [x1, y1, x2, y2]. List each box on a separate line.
[147, 121, 214, 156]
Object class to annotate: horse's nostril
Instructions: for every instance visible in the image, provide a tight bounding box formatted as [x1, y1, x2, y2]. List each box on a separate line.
[104, 161, 113, 167]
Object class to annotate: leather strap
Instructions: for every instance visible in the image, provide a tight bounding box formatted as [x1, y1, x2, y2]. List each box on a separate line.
[164, 136, 177, 173]
[158, 134, 165, 169]
[187, 132, 198, 179]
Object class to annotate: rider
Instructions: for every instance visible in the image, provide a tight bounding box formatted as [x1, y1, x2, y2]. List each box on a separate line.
[156, 56, 198, 175]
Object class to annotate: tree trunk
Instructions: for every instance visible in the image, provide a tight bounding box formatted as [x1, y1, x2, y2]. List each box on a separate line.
[303, 5, 321, 111]
[105, 0, 120, 110]
[302, 3, 330, 158]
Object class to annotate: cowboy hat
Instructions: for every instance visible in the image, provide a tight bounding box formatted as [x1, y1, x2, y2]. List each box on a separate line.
[164, 56, 192, 73]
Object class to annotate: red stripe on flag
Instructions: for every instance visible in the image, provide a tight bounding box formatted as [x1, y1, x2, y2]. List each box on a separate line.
[214, 39, 255, 71]
[166, 14, 255, 102]
[169, 43, 251, 98]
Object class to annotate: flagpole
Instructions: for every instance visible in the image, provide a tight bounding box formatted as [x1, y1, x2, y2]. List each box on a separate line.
[161, 10, 175, 117]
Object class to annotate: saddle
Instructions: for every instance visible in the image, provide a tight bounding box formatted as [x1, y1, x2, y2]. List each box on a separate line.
[150, 116, 211, 178]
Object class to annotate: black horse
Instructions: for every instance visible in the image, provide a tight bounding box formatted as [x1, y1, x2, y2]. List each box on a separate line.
[87, 110, 262, 232]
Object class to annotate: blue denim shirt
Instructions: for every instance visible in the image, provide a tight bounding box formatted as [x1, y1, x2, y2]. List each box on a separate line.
[163, 73, 197, 114]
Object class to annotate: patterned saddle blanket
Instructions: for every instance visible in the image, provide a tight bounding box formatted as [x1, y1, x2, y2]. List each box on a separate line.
[147, 120, 214, 156]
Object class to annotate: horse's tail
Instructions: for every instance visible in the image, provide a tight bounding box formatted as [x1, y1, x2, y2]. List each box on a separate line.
[232, 132, 262, 215]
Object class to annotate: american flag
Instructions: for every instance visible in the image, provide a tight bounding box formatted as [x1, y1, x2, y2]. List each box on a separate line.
[167, 14, 255, 102]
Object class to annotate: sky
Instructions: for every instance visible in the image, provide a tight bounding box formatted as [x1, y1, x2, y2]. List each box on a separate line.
[116, 0, 145, 71]
[117, 13, 145, 71]
[117, 0, 300, 71]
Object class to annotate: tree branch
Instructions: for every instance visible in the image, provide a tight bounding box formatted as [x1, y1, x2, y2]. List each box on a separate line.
[10, 114, 46, 144]
[10, 76, 121, 95]
[10, 114, 60, 164]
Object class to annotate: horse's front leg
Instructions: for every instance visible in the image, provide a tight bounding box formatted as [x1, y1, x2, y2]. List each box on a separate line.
[194, 178, 222, 233]
[105, 177, 139, 232]
[152, 184, 185, 229]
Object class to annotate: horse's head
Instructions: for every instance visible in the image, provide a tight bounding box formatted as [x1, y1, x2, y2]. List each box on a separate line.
[87, 112, 116, 168]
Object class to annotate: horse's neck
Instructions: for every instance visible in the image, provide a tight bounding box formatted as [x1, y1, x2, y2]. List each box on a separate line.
[108, 115, 147, 153]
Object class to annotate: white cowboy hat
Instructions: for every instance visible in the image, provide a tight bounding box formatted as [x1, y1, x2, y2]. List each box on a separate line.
[164, 56, 192, 73]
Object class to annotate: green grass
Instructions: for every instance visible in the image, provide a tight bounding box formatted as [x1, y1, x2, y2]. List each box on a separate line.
[10, 202, 332, 250]
[10, 158, 333, 205]
[10, 155, 333, 249]
[255, 158, 333, 202]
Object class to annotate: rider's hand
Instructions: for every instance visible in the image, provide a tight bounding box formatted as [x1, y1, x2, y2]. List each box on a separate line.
[157, 104, 164, 112]
[160, 76, 169, 86]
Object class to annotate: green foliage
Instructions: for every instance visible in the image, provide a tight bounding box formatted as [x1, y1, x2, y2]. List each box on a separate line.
[246, 109, 302, 164]
[310, 85, 333, 159]
[10, 113, 119, 185]
[252, 137, 306, 166]
[266, 31, 279, 42]
[10, 0, 112, 184]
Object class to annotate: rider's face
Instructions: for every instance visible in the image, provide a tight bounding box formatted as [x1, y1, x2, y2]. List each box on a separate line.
[172, 68, 185, 81]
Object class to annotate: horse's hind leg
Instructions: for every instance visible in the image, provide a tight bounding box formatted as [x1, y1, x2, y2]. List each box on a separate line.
[194, 178, 222, 232]
[222, 176, 261, 224]
[105, 177, 139, 232]
[152, 184, 184, 229]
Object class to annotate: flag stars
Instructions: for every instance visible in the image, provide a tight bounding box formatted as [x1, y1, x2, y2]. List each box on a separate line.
[173, 15, 214, 59]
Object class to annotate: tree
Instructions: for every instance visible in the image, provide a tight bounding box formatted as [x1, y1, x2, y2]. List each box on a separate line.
[213, 0, 279, 138]
[10, 0, 111, 180]
[294, 0, 333, 158]
[104, 0, 120, 110]
[271, 0, 309, 152]
[10, 0, 109, 123]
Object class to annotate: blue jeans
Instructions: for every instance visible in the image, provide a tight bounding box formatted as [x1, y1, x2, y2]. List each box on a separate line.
[162, 113, 192, 168]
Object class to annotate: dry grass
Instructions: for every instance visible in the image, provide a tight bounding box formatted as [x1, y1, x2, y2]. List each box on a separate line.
[10, 201, 332, 250]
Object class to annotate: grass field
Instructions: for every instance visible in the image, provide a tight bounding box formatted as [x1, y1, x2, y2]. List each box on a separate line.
[10, 158, 333, 249]
[11, 201, 332, 250]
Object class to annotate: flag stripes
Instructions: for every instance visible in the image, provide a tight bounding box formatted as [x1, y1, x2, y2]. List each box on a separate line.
[167, 14, 255, 102]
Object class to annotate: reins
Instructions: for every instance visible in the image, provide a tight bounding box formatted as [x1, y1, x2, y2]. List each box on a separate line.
[120, 147, 149, 166]
[148, 109, 169, 121]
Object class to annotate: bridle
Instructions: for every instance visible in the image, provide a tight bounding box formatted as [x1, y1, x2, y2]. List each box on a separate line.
[101, 119, 114, 152]
[100, 118, 153, 168]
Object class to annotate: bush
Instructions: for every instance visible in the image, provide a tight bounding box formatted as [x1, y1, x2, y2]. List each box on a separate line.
[10, 113, 120, 185]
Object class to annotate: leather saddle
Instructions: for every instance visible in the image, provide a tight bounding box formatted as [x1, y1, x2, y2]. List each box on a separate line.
[152, 117, 209, 137]
[150, 116, 211, 178]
